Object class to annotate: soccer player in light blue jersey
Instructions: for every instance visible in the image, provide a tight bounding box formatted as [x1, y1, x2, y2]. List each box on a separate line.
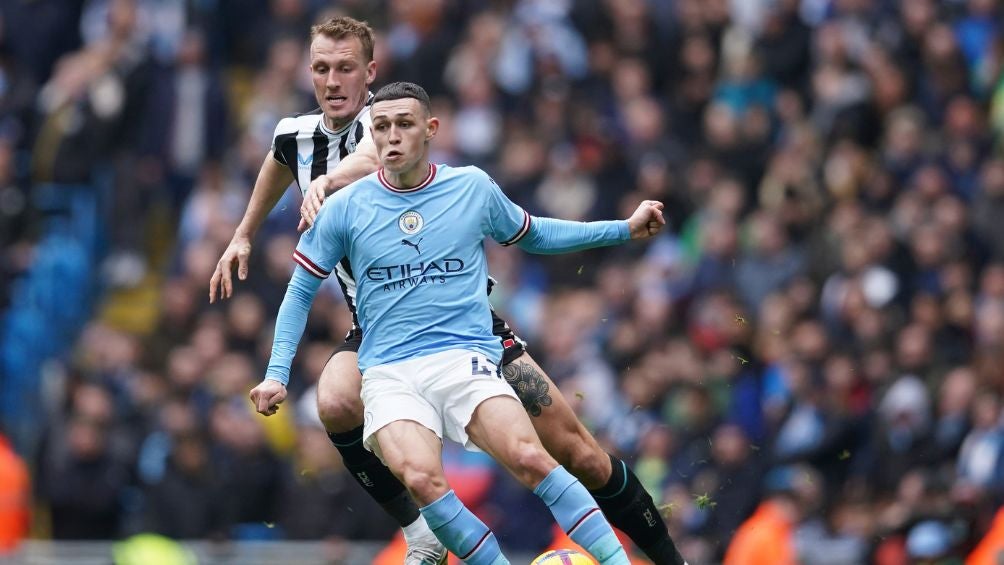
[261, 82, 667, 565]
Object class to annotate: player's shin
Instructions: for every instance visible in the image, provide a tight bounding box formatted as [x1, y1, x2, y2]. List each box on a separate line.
[534, 466, 629, 565]
[590, 454, 687, 565]
[421, 490, 508, 565]
[327, 425, 421, 527]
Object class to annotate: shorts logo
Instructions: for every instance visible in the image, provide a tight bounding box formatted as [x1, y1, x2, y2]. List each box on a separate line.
[398, 210, 424, 235]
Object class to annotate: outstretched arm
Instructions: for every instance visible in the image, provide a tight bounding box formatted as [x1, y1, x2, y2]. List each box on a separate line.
[264, 266, 323, 385]
[513, 201, 666, 254]
[250, 266, 323, 416]
[209, 153, 294, 302]
[299, 139, 379, 229]
[252, 200, 343, 415]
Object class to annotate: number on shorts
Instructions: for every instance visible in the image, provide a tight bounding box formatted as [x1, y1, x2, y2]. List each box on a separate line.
[471, 356, 494, 376]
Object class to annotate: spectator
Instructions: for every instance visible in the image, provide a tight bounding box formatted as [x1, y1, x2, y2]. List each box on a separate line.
[39, 410, 130, 539]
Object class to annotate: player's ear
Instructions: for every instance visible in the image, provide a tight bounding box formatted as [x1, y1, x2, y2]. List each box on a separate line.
[365, 60, 376, 85]
[425, 117, 439, 141]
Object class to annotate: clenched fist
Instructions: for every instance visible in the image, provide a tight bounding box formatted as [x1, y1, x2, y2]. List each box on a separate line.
[626, 200, 666, 239]
[249, 379, 287, 416]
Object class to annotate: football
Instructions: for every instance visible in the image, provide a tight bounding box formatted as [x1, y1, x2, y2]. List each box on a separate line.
[530, 548, 595, 564]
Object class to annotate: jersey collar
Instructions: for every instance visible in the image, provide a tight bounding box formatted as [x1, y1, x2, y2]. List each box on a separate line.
[378, 163, 437, 193]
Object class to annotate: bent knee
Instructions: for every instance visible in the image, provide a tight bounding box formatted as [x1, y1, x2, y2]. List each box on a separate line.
[511, 442, 558, 486]
[398, 463, 448, 504]
[316, 390, 364, 433]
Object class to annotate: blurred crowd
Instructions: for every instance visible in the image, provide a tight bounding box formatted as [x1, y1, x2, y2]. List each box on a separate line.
[3, 0, 1004, 563]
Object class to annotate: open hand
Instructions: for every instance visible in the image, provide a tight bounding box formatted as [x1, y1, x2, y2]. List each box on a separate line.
[626, 200, 666, 239]
[209, 236, 252, 303]
[299, 175, 334, 231]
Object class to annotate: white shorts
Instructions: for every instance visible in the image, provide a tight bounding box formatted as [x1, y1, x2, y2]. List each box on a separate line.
[360, 349, 518, 455]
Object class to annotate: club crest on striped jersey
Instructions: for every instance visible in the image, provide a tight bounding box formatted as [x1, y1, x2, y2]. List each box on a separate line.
[398, 210, 424, 235]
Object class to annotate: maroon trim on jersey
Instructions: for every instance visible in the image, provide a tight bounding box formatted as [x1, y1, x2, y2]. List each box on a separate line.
[293, 250, 330, 279]
[377, 163, 437, 193]
[500, 210, 531, 247]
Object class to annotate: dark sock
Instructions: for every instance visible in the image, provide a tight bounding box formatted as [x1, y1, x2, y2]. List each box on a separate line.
[328, 426, 420, 527]
[590, 454, 686, 565]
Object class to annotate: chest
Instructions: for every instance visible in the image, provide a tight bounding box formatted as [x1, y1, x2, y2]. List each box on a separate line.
[346, 190, 484, 270]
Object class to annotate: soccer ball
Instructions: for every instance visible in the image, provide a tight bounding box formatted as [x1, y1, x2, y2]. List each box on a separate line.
[530, 548, 595, 564]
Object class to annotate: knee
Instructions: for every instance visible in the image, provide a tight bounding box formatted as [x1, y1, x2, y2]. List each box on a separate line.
[316, 389, 363, 433]
[564, 443, 610, 490]
[511, 441, 558, 487]
[397, 461, 448, 505]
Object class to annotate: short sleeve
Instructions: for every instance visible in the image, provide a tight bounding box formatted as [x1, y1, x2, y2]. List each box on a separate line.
[271, 117, 298, 167]
[479, 169, 531, 246]
[293, 197, 345, 279]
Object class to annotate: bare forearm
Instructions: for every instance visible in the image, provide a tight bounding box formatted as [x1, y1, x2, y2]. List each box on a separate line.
[235, 155, 294, 239]
[323, 140, 379, 193]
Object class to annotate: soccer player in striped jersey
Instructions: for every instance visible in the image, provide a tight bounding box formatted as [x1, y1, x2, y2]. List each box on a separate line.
[212, 16, 686, 565]
[261, 81, 667, 565]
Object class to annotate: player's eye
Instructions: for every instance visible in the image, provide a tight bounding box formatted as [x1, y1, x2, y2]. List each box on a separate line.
[314, 66, 327, 74]
[339, 65, 352, 73]
[399, 121, 411, 128]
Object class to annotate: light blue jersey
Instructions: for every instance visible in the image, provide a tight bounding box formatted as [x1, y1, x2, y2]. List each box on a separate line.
[265, 163, 629, 383]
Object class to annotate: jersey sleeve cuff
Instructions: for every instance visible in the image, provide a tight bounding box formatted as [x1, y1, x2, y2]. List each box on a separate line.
[293, 250, 331, 279]
[500, 210, 532, 247]
[618, 220, 631, 240]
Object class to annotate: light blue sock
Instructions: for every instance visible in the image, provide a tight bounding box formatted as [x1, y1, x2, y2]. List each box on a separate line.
[420, 490, 508, 565]
[534, 466, 628, 564]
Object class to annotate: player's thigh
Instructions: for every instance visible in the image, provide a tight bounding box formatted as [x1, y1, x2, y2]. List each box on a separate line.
[502, 353, 611, 488]
[316, 349, 364, 432]
[372, 419, 447, 505]
[465, 395, 557, 486]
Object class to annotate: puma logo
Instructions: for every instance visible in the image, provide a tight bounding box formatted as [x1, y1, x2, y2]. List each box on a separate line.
[401, 237, 423, 254]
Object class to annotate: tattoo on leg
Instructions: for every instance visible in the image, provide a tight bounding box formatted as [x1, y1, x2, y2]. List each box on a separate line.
[502, 360, 553, 417]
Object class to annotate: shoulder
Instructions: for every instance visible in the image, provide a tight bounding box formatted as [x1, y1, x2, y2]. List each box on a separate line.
[440, 164, 491, 184]
[451, 166, 501, 193]
[336, 171, 381, 202]
[273, 111, 321, 137]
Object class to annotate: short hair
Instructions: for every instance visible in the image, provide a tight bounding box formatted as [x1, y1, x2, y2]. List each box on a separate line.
[309, 16, 374, 62]
[372, 82, 431, 115]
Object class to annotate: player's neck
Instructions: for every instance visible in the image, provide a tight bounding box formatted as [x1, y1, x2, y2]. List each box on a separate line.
[324, 115, 353, 132]
[383, 159, 432, 189]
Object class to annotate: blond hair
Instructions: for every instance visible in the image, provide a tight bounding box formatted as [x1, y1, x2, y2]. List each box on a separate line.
[309, 16, 374, 62]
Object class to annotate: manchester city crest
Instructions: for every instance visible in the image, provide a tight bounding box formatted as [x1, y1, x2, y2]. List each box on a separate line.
[398, 210, 424, 235]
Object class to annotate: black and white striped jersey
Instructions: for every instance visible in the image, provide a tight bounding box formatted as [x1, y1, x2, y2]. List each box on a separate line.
[269, 94, 373, 328]
[270, 93, 374, 196]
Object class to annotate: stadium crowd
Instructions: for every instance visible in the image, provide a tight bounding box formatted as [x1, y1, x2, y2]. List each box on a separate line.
[2, 0, 1004, 563]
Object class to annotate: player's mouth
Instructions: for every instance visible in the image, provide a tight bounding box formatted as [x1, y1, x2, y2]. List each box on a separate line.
[325, 94, 347, 107]
[385, 150, 403, 160]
